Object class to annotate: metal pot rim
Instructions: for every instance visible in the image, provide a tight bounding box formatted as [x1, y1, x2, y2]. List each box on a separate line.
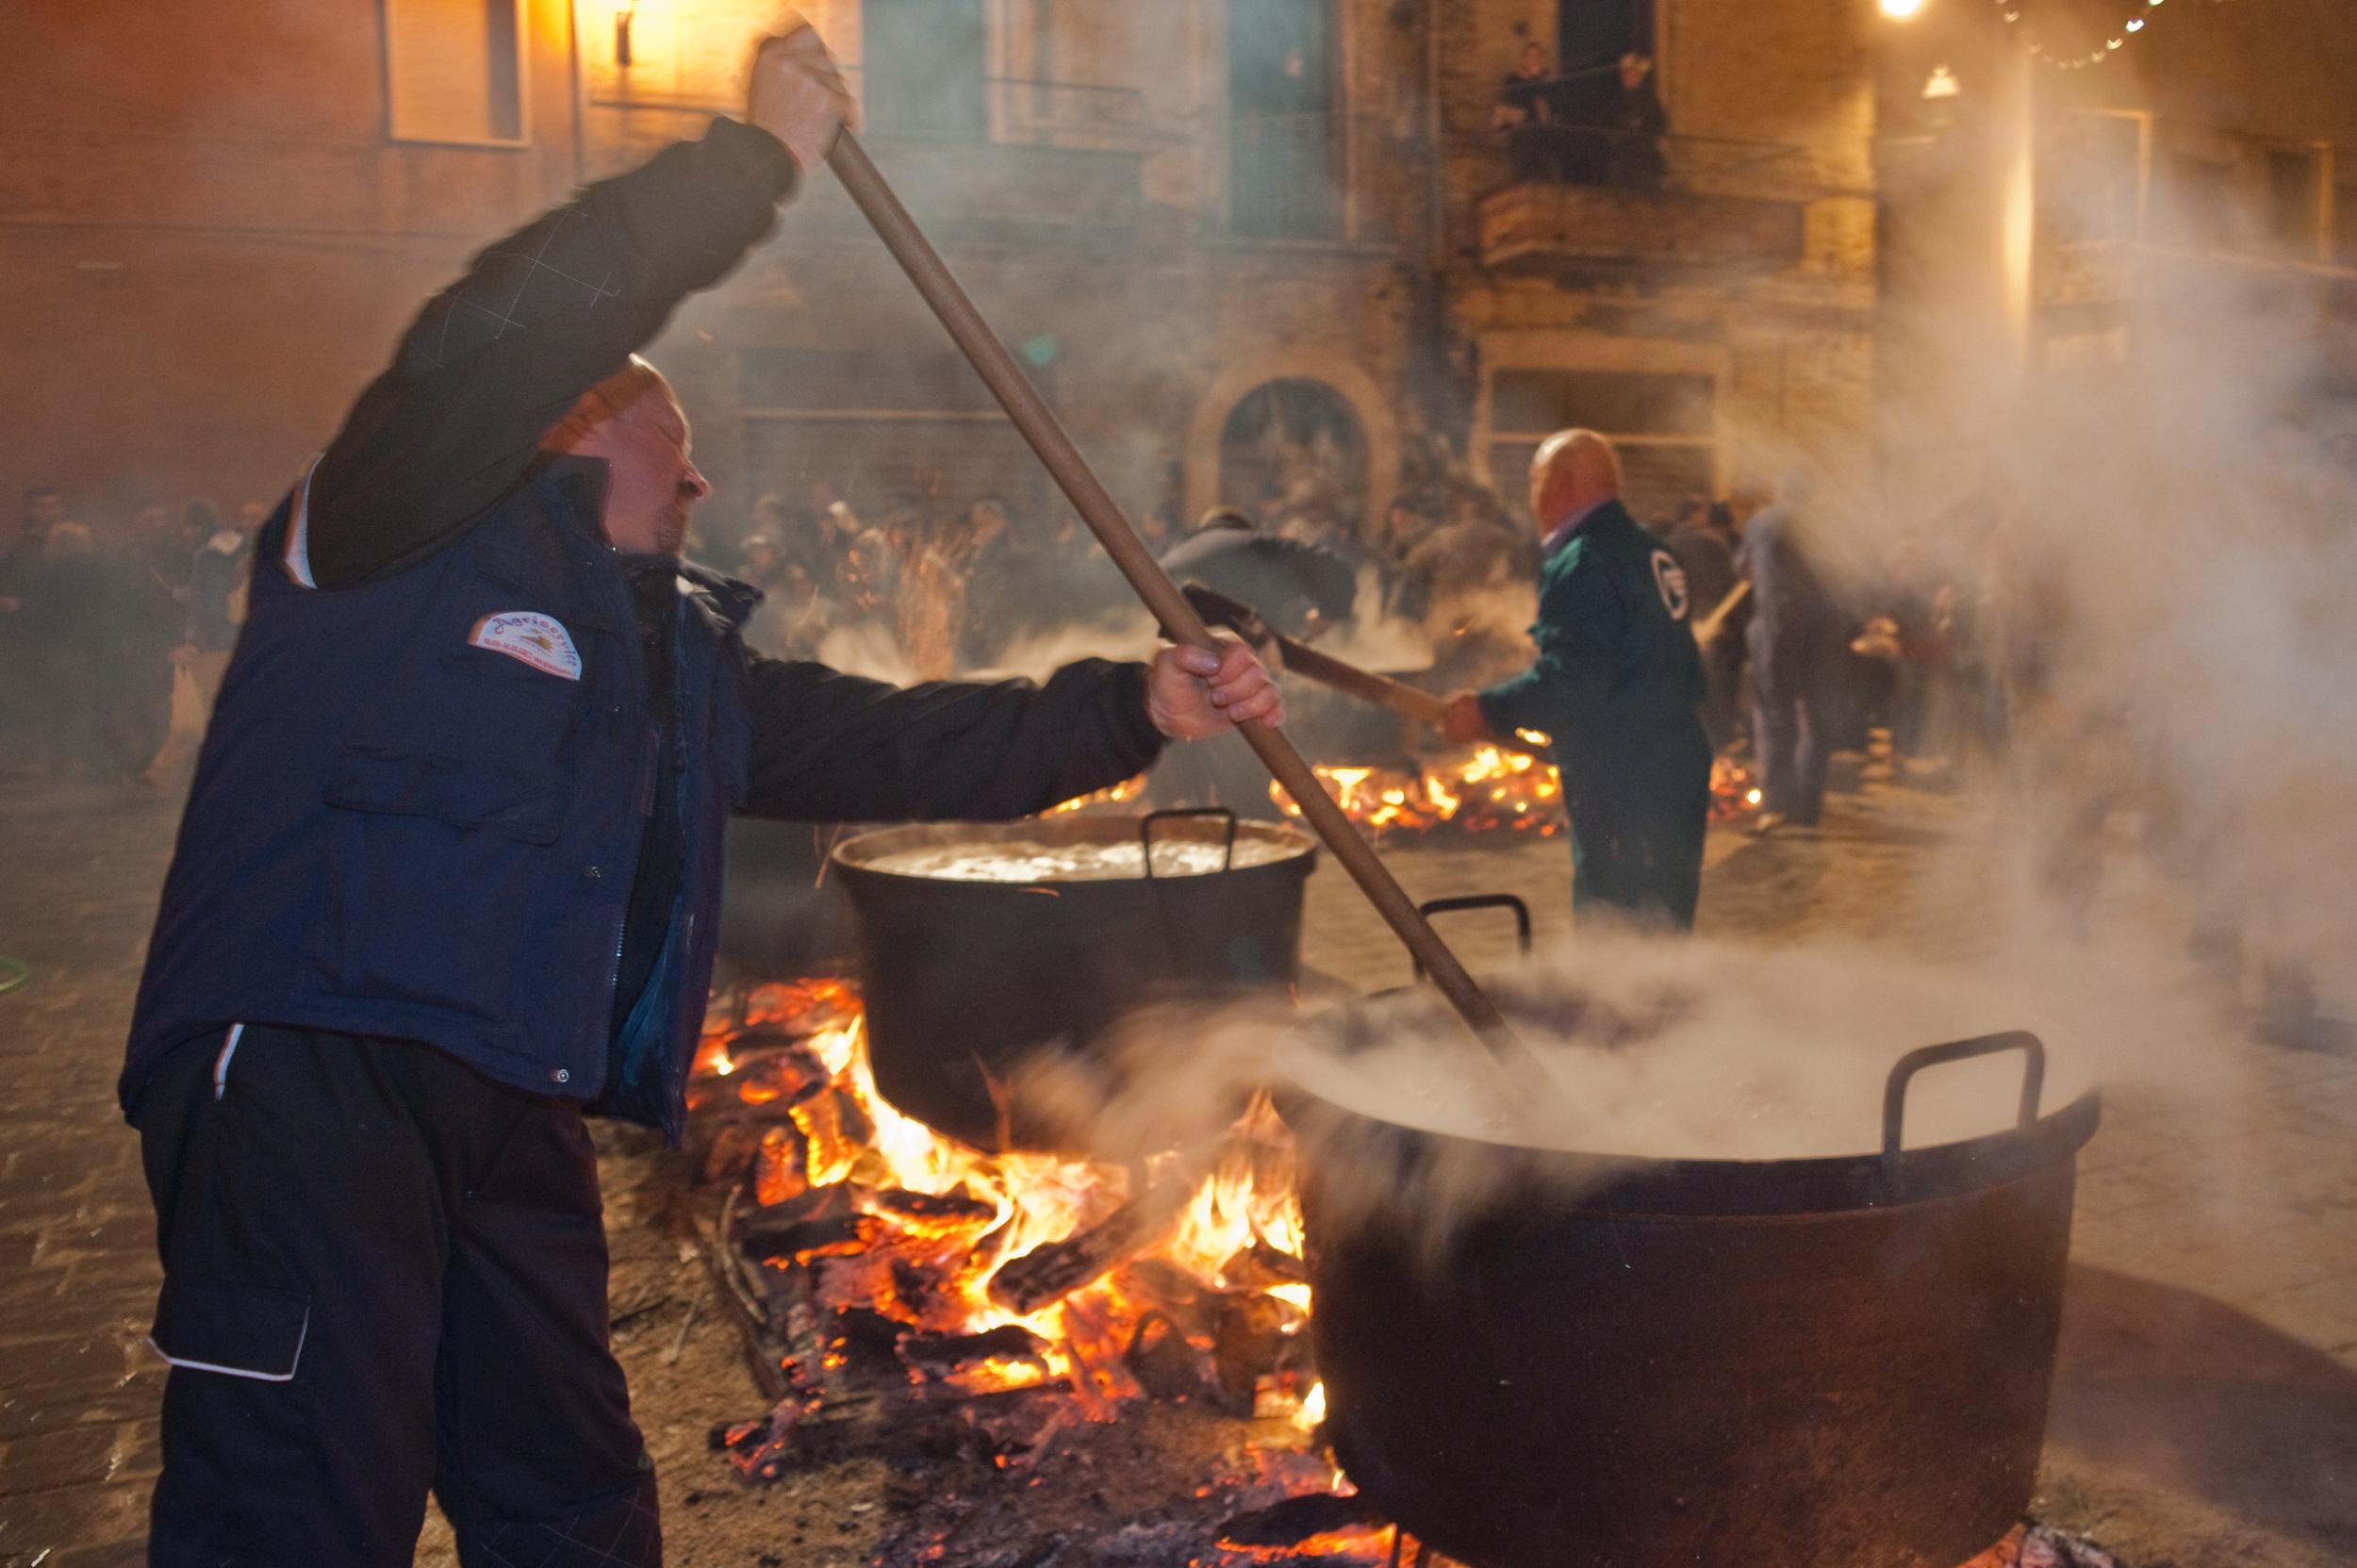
[1278, 997, 2104, 1215]
[831, 816, 1319, 885]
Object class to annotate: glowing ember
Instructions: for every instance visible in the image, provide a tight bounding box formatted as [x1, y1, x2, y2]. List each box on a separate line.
[1267, 748, 1761, 838]
[1045, 772, 1149, 815]
[1267, 744, 1565, 838]
[690, 981, 1319, 1422]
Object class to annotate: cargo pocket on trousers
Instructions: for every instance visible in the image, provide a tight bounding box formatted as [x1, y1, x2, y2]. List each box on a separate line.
[151, 1279, 313, 1381]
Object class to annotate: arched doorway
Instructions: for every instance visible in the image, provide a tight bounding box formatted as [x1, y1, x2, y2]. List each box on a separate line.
[1213, 377, 1369, 533]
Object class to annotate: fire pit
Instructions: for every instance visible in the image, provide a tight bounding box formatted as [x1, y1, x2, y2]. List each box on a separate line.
[684, 982, 2122, 1568]
[1282, 1017, 2102, 1568]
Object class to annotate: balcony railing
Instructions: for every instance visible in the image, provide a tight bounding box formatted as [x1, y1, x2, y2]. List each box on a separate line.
[1475, 127, 1813, 277]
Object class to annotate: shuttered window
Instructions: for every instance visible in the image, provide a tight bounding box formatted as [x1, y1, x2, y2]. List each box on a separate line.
[1488, 368, 1716, 519]
[385, 0, 527, 147]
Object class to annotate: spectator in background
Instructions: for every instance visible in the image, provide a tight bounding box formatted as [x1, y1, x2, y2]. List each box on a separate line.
[1604, 54, 1669, 189]
[1667, 497, 1742, 751]
[1739, 480, 1844, 835]
[34, 521, 124, 779]
[0, 487, 66, 770]
[1161, 506, 1357, 640]
[116, 503, 186, 782]
[188, 503, 251, 691]
[1494, 41, 1568, 184]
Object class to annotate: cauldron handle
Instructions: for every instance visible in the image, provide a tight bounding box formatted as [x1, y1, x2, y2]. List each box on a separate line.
[1140, 807, 1239, 877]
[1411, 895, 1533, 981]
[1881, 1032, 2046, 1166]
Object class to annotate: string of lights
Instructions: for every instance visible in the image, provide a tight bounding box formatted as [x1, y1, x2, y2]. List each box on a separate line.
[1992, 0, 2229, 72]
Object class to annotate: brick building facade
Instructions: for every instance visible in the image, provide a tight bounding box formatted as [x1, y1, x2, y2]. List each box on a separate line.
[8, 0, 2352, 547]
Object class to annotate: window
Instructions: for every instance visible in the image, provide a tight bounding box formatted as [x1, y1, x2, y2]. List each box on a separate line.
[2163, 155, 2240, 251]
[1488, 368, 1715, 516]
[2264, 146, 2323, 257]
[2333, 181, 2357, 268]
[1228, 0, 1341, 240]
[864, 0, 989, 141]
[2039, 114, 2145, 245]
[385, 0, 525, 146]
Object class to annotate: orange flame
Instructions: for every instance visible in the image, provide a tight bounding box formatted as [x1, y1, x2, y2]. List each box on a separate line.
[698, 982, 1317, 1417]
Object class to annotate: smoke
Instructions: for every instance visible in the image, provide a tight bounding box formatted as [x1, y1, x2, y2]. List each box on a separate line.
[1006, 45, 2357, 1271]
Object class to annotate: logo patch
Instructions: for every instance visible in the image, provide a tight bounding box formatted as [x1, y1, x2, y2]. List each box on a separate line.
[1651, 550, 1691, 621]
[469, 611, 582, 680]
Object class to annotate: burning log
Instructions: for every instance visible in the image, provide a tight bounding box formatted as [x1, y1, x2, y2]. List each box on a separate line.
[1120, 1312, 1201, 1403]
[876, 1183, 997, 1226]
[898, 1323, 1055, 1380]
[737, 1212, 879, 1267]
[1220, 1241, 1310, 1292]
[1210, 1292, 1294, 1414]
[1216, 1492, 1387, 1550]
[987, 1159, 1207, 1316]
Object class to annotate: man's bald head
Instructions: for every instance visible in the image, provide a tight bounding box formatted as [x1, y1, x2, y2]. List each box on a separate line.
[544, 355, 710, 556]
[1528, 429, 1623, 533]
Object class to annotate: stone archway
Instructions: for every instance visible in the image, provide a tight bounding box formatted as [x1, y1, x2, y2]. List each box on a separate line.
[1183, 350, 1399, 541]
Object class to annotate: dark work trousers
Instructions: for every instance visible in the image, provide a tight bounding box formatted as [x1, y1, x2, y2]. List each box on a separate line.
[1568, 783, 1708, 933]
[137, 1024, 659, 1567]
[1753, 684, 1831, 825]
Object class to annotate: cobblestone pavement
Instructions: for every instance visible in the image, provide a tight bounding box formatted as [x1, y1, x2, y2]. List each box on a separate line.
[4, 774, 2355, 1565]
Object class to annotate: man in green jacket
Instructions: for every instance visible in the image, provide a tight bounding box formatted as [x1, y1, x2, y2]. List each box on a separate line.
[1445, 430, 1711, 930]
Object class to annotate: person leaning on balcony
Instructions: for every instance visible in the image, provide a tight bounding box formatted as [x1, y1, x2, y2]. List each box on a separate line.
[1494, 40, 1571, 184]
[1604, 53, 1669, 189]
[1442, 431, 1712, 932]
[115, 22, 1282, 1568]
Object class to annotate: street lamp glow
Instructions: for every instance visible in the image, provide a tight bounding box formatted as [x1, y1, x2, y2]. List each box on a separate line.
[1880, 0, 1925, 17]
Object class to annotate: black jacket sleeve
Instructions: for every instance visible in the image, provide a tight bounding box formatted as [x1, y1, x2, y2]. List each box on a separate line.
[739, 655, 1168, 822]
[302, 120, 798, 588]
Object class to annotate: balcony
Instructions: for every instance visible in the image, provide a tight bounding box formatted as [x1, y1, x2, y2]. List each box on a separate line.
[1475, 132, 1812, 280]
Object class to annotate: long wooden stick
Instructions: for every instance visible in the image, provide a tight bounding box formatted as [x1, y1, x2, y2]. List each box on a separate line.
[827, 131, 1539, 1085]
[1180, 584, 1548, 761]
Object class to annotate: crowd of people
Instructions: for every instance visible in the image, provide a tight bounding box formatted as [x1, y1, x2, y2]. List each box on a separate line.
[0, 487, 266, 784]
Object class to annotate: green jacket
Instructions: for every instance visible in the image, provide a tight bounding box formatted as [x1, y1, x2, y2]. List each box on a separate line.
[1478, 500, 1711, 816]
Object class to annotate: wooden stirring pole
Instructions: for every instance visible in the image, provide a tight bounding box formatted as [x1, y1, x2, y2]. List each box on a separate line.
[1179, 584, 1547, 763]
[826, 131, 1541, 1087]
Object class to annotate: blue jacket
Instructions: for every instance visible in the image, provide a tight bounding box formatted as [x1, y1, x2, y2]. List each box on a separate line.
[121, 458, 745, 1139]
[1477, 499, 1710, 818]
[121, 456, 1163, 1141]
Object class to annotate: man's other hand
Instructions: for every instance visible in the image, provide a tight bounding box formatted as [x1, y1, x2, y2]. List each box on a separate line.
[1148, 639, 1284, 740]
[749, 19, 855, 175]
[1442, 692, 1492, 745]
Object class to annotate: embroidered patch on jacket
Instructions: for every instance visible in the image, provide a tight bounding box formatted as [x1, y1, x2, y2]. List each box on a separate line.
[469, 611, 583, 680]
[1651, 550, 1691, 621]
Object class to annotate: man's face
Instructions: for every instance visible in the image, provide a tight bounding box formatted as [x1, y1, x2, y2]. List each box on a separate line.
[576, 386, 710, 557]
[1521, 44, 1546, 76]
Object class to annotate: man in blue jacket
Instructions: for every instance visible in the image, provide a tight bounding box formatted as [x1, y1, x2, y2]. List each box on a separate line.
[119, 27, 1280, 1568]
[1444, 431, 1710, 930]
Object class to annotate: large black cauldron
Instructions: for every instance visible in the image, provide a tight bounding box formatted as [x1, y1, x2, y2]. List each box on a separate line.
[1288, 995, 2100, 1568]
[836, 810, 1316, 1150]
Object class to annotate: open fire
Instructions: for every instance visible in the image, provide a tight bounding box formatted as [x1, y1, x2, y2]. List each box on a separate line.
[682, 980, 2119, 1568]
[685, 979, 1401, 1562]
[1268, 751, 1761, 839]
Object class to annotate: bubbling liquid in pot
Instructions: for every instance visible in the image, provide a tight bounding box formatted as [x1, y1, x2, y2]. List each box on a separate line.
[866, 837, 1295, 883]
